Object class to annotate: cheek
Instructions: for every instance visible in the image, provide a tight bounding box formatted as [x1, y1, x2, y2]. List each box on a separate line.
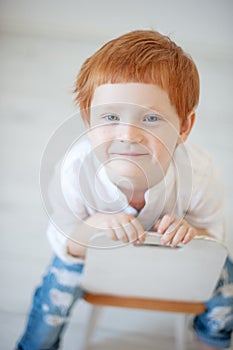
[88, 126, 113, 147]
[147, 130, 179, 164]
[88, 128, 113, 163]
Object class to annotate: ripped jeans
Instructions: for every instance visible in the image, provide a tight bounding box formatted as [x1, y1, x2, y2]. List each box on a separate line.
[16, 255, 233, 350]
[193, 257, 233, 349]
[16, 256, 84, 350]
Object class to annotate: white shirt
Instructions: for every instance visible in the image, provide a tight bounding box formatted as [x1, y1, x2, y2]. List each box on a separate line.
[46, 139, 225, 263]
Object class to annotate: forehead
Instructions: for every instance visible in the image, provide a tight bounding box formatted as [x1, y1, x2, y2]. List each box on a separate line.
[91, 83, 177, 117]
[92, 83, 167, 105]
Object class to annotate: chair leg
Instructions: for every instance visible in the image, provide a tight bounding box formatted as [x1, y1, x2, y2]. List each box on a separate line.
[83, 305, 103, 349]
[174, 313, 188, 350]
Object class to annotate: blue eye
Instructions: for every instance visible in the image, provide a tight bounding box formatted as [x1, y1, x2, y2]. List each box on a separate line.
[105, 115, 120, 121]
[144, 115, 159, 122]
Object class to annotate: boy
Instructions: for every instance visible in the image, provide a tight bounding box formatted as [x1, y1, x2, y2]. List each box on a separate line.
[16, 30, 233, 350]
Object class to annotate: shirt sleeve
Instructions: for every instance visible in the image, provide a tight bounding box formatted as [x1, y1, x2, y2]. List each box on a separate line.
[46, 157, 89, 264]
[185, 153, 225, 242]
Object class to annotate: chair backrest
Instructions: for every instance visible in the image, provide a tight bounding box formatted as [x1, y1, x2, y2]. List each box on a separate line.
[81, 233, 227, 302]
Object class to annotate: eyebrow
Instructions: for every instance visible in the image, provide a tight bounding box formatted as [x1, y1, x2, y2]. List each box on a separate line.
[147, 107, 167, 118]
[92, 103, 123, 108]
[91, 104, 120, 113]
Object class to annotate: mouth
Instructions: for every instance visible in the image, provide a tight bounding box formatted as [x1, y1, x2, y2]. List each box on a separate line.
[109, 153, 149, 157]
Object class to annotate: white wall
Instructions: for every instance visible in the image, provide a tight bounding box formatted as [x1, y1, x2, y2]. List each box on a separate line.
[0, 0, 233, 320]
[1, 0, 232, 53]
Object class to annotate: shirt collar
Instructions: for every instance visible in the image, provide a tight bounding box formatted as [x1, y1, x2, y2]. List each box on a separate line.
[95, 154, 175, 212]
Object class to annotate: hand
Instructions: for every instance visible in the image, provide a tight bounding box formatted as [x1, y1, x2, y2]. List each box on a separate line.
[86, 212, 146, 244]
[153, 214, 197, 247]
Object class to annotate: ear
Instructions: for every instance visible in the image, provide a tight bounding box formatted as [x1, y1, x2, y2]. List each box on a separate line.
[178, 111, 196, 144]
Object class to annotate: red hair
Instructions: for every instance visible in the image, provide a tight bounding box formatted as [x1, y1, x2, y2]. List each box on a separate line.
[73, 30, 200, 124]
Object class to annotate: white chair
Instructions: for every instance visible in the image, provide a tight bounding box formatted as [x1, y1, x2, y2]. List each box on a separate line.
[81, 233, 227, 350]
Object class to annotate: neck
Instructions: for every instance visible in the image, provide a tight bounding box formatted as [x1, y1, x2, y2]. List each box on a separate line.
[119, 187, 146, 211]
[129, 197, 146, 211]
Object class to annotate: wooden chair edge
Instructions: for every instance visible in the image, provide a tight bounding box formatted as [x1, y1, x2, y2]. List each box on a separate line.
[83, 292, 206, 314]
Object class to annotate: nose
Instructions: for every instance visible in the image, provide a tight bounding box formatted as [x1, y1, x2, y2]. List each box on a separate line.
[118, 124, 143, 143]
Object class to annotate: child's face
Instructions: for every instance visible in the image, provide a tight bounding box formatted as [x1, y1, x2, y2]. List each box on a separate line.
[88, 83, 183, 189]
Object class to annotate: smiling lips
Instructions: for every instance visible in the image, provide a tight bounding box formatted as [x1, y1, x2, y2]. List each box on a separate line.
[110, 152, 148, 157]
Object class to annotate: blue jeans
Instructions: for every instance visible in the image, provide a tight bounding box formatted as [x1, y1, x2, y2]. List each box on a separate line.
[193, 257, 233, 349]
[16, 256, 84, 350]
[16, 256, 233, 350]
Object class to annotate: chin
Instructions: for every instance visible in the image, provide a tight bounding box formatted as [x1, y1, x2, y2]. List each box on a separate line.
[105, 163, 149, 189]
[107, 159, 144, 175]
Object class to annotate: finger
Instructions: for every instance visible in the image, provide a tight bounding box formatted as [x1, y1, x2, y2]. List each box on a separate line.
[157, 215, 176, 234]
[182, 227, 196, 244]
[123, 220, 139, 243]
[114, 225, 129, 243]
[170, 225, 187, 247]
[130, 217, 146, 242]
[160, 221, 179, 245]
[114, 222, 130, 243]
[111, 219, 129, 243]
[153, 219, 161, 232]
[106, 228, 118, 241]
